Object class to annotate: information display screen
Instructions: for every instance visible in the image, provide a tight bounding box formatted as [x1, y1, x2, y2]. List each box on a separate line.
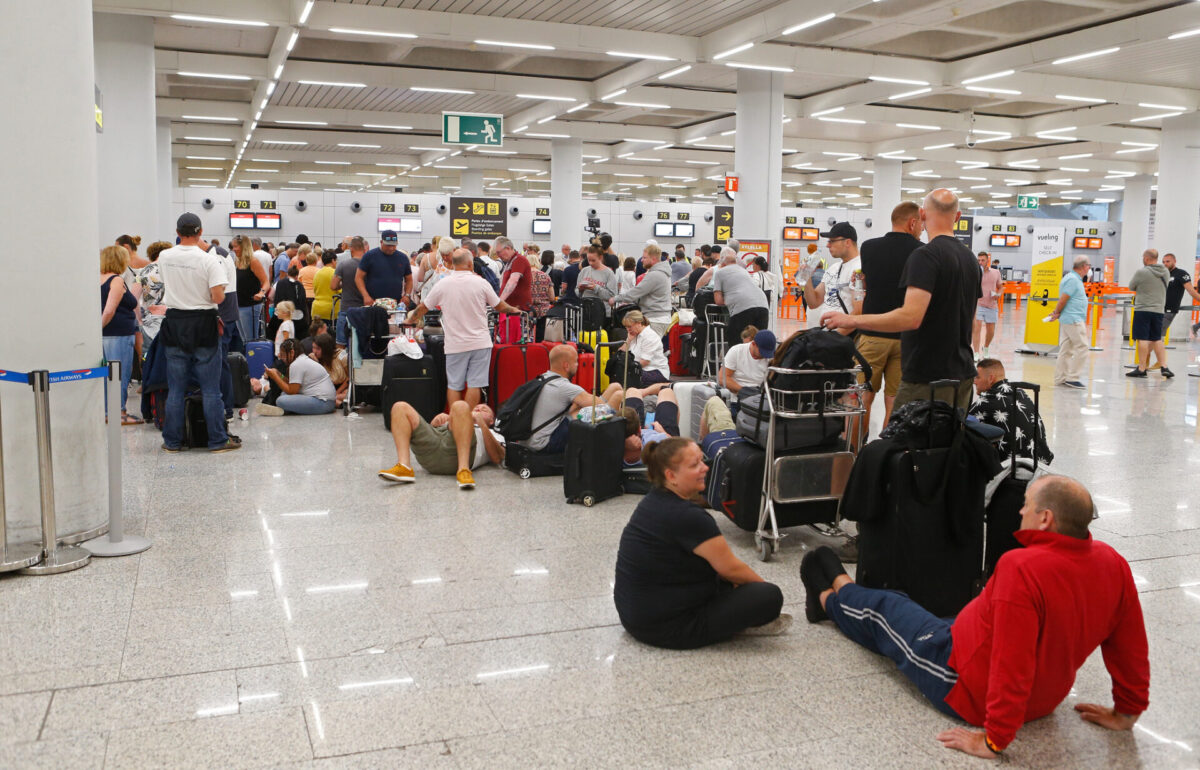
[378, 217, 401, 232]
[229, 213, 255, 229]
[653, 222, 674, 238]
[1006, 235, 1021, 247]
[255, 212, 281, 230]
[802, 227, 819, 241]
[782, 226, 802, 240]
[399, 218, 422, 233]
[532, 219, 551, 235]
[674, 223, 695, 238]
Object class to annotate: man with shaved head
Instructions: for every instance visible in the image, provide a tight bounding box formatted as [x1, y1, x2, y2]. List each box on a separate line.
[513, 344, 624, 455]
[801, 474, 1149, 759]
[824, 189, 981, 410]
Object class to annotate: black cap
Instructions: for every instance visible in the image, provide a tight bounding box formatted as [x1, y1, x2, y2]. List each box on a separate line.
[381, 230, 398, 243]
[820, 222, 857, 242]
[176, 212, 202, 232]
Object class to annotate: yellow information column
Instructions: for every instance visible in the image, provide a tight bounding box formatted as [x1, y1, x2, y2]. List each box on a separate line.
[1021, 227, 1065, 354]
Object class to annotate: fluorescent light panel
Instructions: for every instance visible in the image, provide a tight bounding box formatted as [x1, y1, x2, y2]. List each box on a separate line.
[713, 42, 753, 60]
[178, 72, 252, 81]
[299, 80, 366, 88]
[329, 27, 417, 38]
[475, 39, 553, 50]
[410, 86, 474, 94]
[607, 51, 675, 61]
[170, 14, 268, 26]
[1052, 47, 1120, 65]
[783, 13, 836, 34]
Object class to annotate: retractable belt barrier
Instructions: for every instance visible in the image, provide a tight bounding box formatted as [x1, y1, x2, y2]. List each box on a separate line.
[0, 361, 150, 576]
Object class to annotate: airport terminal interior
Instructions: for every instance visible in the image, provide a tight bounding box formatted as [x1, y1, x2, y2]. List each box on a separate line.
[3, 0, 1200, 767]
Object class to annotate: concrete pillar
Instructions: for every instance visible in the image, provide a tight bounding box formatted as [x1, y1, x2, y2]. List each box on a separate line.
[94, 13, 159, 243]
[872, 158, 903, 236]
[1118, 175, 1153, 284]
[0, 0, 109, 543]
[733, 69, 783, 330]
[1153, 113, 1200, 264]
[157, 117, 175, 238]
[460, 169, 484, 197]
[550, 138, 583, 248]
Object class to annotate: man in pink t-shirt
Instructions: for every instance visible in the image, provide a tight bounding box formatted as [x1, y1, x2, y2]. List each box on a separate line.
[974, 251, 1003, 359]
[409, 248, 520, 407]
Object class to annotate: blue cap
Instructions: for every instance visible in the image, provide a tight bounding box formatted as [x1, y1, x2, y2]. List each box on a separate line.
[753, 330, 777, 356]
[381, 230, 398, 243]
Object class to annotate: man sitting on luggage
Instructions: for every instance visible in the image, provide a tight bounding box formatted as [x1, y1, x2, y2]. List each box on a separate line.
[721, 327, 775, 395]
[620, 384, 680, 465]
[800, 475, 1149, 759]
[519, 345, 624, 455]
[970, 358, 1054, 465]
[378, 400, 505, 490]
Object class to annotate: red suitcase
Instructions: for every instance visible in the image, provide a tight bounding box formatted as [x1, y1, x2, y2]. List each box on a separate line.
[669, 324, 693, 376]
[574, 352, 596, 393]
[489, 343, 551, 410]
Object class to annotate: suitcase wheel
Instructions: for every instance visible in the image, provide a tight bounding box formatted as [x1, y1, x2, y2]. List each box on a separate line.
[519, 467, 532, 479]
[582, 495, 596, 507]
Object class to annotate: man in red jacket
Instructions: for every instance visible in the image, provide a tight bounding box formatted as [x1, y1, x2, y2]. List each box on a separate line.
[801, 475, 1149, 759]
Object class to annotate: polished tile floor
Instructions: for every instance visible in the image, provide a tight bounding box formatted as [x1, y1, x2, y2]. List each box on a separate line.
[2, 308, 1199, 768]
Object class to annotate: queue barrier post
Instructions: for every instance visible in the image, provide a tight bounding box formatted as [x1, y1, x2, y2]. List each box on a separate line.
[82, 361, 151, 557]
[0, 373, 42, 572]
[1089, 294, 1103, 351]
[19, 370, 91, 575]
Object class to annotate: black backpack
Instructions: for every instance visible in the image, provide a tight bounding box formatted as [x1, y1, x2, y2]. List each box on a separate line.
[772, 328, 872, 374]
[473, 257, 501, 293]
[495, 373, 569, 441]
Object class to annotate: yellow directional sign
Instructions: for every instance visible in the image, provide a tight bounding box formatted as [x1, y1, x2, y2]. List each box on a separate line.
[473, 202, 485, 215]
[452, 219, 470, 235]
[449, 196, 508, 238]
[716, 225, 732, 241]
[720, 211, 732, 222]
[714, 205, 734, 243]
[458, 203, 470, 213]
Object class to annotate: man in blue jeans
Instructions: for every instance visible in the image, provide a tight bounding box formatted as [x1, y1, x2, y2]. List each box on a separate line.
[155, 213, 240, 452]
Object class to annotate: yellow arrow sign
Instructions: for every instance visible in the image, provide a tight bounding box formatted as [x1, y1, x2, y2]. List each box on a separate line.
[720, 211, 732, 221]
[458, 203, 470, 213]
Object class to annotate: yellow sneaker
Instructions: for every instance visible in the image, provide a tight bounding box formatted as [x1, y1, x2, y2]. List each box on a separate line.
[379, 463, 415, 483]
[456, 469, 476, 490]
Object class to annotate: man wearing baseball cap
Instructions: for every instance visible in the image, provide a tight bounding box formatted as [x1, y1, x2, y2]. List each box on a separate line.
[155, 212, 240, 452]
[804, 222, 861, 331]
[355, 229, 412, 307]
[721, 327, 776, 395]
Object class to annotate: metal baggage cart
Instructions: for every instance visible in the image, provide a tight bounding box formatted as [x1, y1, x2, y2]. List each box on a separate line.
[343, 323, 402, 416]
[701, 304, 729, 379]
[754, 365, 867, 561]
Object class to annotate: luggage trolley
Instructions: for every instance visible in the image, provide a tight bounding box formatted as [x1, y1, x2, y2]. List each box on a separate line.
[343, 308, 407, 415]
[754, 365, 867, 561]
[701, 305, 729, 379]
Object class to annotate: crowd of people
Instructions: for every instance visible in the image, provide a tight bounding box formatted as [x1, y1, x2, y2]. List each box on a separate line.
[100, 191, 1156, 759]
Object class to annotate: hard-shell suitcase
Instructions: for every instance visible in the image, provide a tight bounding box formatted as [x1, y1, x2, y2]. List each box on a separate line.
[245, 340, 273, 380]
[577, 330, 610, 391]
[488, 343, 551, 410]
[494, 313, 524, 344]
[381, 354, 440, 428]
[673, 381, 718, 440]
[564, 341, 626, 506]
[227, 352, 252, 408]
[574, 352, 596, 393]
[422, 333, 448, 413]
[735, 391, 843, 453]
[669, 324, 693, 376]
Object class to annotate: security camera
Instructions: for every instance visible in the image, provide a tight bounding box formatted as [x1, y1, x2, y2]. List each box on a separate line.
[864, 218, 873, 229]
[975, 224, 983, 231]
[827, 216, 837, 226]
[586, 208, 597, 218]
[1027, 225, 1035, 234]
[436, 204, 447, 215]
[201, 198, 214, 210]
[703, 212, 714, 223]
[509, 205, 519, 217]
[296, 200, 307, 212]
[350, 201, 362, 213]
[633, 210, 643, 221]
[1107, 228, 1116, 236]
[965, 111, 977, 149]
[965, 133, 977, 149]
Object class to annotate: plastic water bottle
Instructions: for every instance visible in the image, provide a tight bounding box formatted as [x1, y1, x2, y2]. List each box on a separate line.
[850, 270, 866, 302]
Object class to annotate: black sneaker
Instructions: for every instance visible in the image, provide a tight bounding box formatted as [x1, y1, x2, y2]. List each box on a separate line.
[1161, 367, 1175, 378]
[1063, 380, 1086, 389]
[1126, 368, 1147, 378]
[210, 439, 242, 453]
[800, 550, 833, 623]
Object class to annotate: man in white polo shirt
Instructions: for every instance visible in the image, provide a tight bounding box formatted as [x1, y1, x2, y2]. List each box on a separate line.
[155, 212, 240, 453]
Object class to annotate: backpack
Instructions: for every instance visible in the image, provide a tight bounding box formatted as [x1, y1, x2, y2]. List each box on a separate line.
[473, 257, 501, 293]
[772, 328, 872, 374]
[494, 373, 569, 441]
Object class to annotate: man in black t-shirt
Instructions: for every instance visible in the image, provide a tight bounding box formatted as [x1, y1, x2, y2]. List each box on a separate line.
[1161, 253, 1200, 339]
[823, 189, 980, 411]
[856, 201, 924, 429]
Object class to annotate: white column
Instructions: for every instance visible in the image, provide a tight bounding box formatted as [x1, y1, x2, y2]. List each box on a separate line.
[460, 169, 484, 197]
[1153, 113, 1200, 265]
[157, 117, 174, 238]
[733, 69, 783, 330]
[93, 13, 158, 243]
[872, 158, 903, 235]
[0, 0, 108, 543]
[1118, 175, 1153, 284]
[733, 69, 783, 241]
[551, 137, 583, 248]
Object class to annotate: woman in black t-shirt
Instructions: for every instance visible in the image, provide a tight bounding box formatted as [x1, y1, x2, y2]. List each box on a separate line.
[613, 437, 788, 649]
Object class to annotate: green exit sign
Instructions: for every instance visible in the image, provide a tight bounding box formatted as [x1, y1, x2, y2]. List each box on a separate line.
[1017, 195, 1039, 210]
[442, 112, 503, 147]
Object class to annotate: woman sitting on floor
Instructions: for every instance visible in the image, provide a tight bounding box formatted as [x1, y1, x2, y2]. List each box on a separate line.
[613, 436, 791, 649]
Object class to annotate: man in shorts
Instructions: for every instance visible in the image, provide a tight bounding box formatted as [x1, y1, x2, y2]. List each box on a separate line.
[1126, 248, 1171, 378]
[379, 401, 505, 490]
[408, 248, 521, 407]
[698, 396, 743, 459]
[620, 384, 681, 465]
[973, 251, 1003, 360]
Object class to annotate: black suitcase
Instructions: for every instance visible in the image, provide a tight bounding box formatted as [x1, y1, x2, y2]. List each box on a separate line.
[854, 380, 987, 618]
[381, 354, 440, 428]
[564, 341, 626, 506]
[227, 352, 252, 408]
[707, 441, 840, 532]
[423, 334, 448, 413]
[504, 441, 565, 479]
[580, 297, 607, 333]
[734, 391, 843, 453]
[985, 381, 1043, 576]
[184, 394, 209, 448]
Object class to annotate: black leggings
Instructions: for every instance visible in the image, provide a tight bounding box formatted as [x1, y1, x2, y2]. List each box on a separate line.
[623, 580, 783, 650]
